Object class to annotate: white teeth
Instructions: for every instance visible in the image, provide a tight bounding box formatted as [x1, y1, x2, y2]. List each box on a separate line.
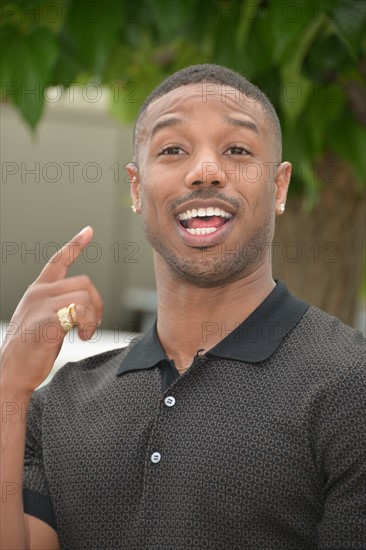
[178, 207, 232, 221]
[186, 227, 218, 235]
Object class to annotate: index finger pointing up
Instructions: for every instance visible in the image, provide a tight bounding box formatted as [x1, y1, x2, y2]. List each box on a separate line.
[36, 226, 94, 284]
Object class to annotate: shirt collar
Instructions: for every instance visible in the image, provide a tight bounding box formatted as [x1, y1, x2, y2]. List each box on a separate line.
[116, 321, 168, 376]
[116, 280, 309, 376]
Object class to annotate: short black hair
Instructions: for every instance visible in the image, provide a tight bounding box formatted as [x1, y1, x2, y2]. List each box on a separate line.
[133, 64, 282, 163]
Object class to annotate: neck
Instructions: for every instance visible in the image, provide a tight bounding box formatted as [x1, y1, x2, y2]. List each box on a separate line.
[155, 259, 275, 371]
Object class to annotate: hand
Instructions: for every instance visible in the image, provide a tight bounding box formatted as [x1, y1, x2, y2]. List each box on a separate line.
[0, 226, 103, 394]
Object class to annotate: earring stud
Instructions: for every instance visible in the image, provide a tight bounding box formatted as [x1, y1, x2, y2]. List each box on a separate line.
[279, 203, 285, 213]
[131, 204, 137, 213]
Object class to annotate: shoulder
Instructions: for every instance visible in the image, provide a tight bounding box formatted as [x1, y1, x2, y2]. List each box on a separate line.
[296, 305, 364, 354]
[288, 305, 365, 383]
[33, 337, 142, 404]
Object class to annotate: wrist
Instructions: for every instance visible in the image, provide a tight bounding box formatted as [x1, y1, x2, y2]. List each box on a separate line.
[0, 372, 33, 404]
[0, 348, 34, 402]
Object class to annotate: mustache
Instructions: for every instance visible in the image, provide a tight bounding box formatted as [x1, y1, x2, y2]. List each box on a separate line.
[170, 188, 241, 211]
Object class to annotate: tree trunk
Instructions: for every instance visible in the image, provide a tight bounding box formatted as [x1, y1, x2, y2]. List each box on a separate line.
[273, 152, 365, 327]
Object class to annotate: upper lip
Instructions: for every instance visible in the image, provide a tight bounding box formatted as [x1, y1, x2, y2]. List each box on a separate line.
[175, 200, 236, 218]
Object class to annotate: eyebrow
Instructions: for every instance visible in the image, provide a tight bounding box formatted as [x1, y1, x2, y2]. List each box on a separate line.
[223, 116, 259, 135]
[150, 117, 184, 139]
[149, 114, 260, 140]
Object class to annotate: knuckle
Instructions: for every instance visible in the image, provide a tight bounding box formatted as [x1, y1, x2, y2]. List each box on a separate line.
[80, 274, 91, 287]
[78, 290, 90, 304]
[25, 282, 41, 301]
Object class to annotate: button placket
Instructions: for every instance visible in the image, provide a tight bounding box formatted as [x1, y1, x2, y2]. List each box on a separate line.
[148, 391, 180, 468]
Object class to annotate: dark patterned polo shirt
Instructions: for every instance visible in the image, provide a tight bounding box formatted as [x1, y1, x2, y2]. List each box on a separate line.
[23, 281, 366, 549]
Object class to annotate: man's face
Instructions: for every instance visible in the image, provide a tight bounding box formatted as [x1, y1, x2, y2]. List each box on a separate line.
[130, 83, 290, 287]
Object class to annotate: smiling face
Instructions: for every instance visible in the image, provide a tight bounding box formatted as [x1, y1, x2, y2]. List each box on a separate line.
[129, 83, 291, 287]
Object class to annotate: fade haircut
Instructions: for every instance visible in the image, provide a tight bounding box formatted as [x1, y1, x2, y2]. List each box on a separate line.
[133, 64, 282, 163]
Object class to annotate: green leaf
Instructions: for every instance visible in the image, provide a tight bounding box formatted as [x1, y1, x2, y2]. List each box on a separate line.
[327, 116, 366, 188]
[330, 0, 366, 59]
[0, 0, 68, 33]
[270, 0, 318, 64]
[279, 11, 328, 127]
[301, 83, 345, 157]
[235, 0, 260, 52]
[50, 29, 81, 86]
[282, 127, 320, 204]
[27, 25, 58, 81]
[108, 52, 165, 124]
[2, 26, 58, 128]
[143, 0, 199, 42]
[280, 69, 313, 127]
[234, 10, 276, 78]
[0, 24, 19, 91]
[303, 33, 354, 82]
[66, 0, 121, 76]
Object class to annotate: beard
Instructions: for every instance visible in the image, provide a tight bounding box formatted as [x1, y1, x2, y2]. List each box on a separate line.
[142, 212, 274, 289]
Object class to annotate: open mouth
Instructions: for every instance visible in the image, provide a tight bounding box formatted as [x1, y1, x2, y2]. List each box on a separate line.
[178, 207, 233, 236]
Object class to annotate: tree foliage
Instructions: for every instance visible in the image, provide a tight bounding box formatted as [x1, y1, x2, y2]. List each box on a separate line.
[1, 0, 365, 200]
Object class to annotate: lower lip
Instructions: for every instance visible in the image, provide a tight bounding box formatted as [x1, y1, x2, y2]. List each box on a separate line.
[175, 218, 235, 247]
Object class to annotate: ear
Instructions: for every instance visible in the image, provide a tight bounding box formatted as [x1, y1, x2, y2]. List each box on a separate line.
[274, 162, 291, 215]
[126, 162, 141, 214]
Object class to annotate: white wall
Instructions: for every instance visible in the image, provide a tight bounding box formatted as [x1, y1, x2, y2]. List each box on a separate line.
[1, 91, 156, 330]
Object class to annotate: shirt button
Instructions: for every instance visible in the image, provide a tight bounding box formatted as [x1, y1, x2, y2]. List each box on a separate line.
[151, 452, 161, 464]
[164, 396, 176, 407]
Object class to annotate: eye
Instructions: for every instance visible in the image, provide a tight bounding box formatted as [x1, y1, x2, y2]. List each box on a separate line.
[224, 145, 250, 155]
[158, 145, 186, 156]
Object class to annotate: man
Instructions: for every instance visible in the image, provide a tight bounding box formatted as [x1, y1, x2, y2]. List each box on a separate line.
[1, 64, 365, 549]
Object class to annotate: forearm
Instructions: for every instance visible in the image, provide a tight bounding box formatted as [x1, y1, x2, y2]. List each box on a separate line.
[0, 226, 99, 549]
[0, 368, 32, 549]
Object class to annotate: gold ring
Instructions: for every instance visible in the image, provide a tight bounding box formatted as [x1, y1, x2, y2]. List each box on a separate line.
[57, 303, 78, 332]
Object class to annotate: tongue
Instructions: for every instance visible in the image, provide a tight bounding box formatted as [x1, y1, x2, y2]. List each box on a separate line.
[187, 216, 226, 229]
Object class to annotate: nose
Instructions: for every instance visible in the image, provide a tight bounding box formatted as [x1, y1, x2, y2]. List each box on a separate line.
[184, 149, 226, 189]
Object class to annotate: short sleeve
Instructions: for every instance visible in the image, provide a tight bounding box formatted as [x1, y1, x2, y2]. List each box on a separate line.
[23, 388, 57, 531]
[315, 364, 366, 548]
